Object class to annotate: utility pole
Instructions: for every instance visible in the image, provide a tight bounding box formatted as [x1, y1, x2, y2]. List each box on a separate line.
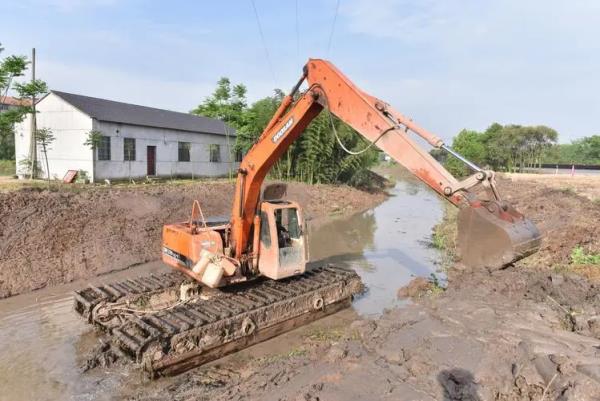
[28, 48, 37, 179]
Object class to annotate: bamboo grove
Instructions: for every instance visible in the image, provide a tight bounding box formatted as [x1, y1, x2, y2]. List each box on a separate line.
[192, 78, 379, 188]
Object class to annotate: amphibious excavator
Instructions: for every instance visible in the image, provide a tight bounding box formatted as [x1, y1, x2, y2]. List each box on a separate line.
[74, 59, 541, 377]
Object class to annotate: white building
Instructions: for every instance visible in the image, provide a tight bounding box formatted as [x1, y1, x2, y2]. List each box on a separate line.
[15, 90, 238, 182]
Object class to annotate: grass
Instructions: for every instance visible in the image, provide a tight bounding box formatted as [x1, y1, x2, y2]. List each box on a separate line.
[570, 246, 600, 265]
[306, 327, 356, 342]
[430, 231, 446, 250]
[0, 160, 15, 176]
[429, 205, 459, 273]
[431, 205, 458, 251]
[256, 347, 307, 364]
[428, 273, 446, 296]
[559, 187, 576, 196]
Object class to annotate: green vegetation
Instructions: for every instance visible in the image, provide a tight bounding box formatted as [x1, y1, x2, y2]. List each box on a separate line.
[427, 273, 446, 296]
[570, 246, 600, 265]
[192, 78, 379, 186]
[306, 327, 356, 342]
[437, 122, 600, 177]
[0, 159, 14, 175]
[542, 135, 600, 165]
[429, 205, 459, 275]
[559, 187, 576, 196]
[256, 347, 307, 364]
[35, 127, 55, 181]
[434, 123, 558, 177]
[0, 42, 48, 162]
[431, 206, 458, 252]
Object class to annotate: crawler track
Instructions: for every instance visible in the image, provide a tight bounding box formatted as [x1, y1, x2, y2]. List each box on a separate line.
[74, 265, 363, 377]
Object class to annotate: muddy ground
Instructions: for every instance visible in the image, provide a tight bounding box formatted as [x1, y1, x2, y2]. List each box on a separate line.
[125, 175, 600, 401]
[0, 180, 386, 298]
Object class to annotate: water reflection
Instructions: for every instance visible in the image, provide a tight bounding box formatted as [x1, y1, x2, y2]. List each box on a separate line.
[309, 170, 444, 316]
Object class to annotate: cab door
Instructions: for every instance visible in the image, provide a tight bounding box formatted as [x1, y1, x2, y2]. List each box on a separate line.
[257, 202, 306, 280]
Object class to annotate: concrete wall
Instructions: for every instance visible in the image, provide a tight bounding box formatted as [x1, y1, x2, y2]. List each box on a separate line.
[93, 121, 237, 181]
[14, 93, 93, 180]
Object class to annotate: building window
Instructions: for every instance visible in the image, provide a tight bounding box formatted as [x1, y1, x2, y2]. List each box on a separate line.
[124, 138, 136, 161]
[178, 142, 191, 162]
[210, 144, 220, 162]
[235, 150, 243, 162]
[98, 136, 111, 161]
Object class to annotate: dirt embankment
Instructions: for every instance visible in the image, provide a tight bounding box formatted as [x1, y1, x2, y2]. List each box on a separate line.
[129, 175, 600, 401]
[0, 180, 386, 298]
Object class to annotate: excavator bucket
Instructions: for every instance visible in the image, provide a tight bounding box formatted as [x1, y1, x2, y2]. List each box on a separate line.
[456, 201, 542, 270]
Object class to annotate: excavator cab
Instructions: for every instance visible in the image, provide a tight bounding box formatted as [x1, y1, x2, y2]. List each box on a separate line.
[257, 200, 308, 280]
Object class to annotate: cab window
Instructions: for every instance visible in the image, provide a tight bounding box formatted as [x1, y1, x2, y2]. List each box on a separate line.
[260, 211, 271, 248]
[274, 208, 300, 248]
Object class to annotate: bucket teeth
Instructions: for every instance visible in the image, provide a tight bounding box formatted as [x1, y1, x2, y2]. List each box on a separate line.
[74, 265, 362, 377]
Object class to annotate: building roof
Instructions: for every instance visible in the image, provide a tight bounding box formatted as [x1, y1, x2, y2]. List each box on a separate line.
[50, 90, 234, 136]
[1, 96, 32, 107]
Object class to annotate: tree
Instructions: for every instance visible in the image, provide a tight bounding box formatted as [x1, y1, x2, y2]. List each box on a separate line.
[545, 135, 600, 165]
[84, 130, 104, 182]
[35, 127, 55, 181]
[191, 77, 248, 130]
[0, 44, 28, 160]
[193, 78, 380, 187]
[0, 43, 48, 172]
[445, 129, 486, 177]
[445, 123, 559, 174]
[191, 78, 248, 175]
[577, 135, 600, 163]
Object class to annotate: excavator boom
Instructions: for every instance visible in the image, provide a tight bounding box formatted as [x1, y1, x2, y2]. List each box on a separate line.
[230, 58, 541, 270]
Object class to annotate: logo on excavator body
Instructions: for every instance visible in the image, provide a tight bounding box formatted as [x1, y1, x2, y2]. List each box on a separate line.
[272, 117, 294, 143]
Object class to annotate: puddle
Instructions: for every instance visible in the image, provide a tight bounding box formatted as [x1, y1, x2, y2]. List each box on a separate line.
[0, 169, 444, 400]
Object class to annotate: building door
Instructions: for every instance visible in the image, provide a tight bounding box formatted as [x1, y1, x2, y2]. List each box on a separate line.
[147, 146, 156, 176]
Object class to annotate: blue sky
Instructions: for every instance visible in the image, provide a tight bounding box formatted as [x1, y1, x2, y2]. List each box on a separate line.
[2, 0, 599, 143]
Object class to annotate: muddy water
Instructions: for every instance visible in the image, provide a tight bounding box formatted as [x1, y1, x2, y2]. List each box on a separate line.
[0, 170, 443, 400]
[309, 171, 444, 315]
[0, 263, 171, 401]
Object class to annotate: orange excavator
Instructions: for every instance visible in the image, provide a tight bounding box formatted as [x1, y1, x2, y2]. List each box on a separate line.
[162, 58, 541, 287]
[75, 59, 541, 377]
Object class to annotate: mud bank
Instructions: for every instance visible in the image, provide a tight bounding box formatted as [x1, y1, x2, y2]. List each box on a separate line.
[127, 175, 600, 400]
[0, 180, 386, 298]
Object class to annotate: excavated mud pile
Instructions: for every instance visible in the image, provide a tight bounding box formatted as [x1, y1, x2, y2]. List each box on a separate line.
[498, 177, 600, 269]
[0, 181, 385, 298]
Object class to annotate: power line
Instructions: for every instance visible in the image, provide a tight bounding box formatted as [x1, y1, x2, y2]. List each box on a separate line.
[250, 0, 278, 87]
[326, 0, 341, 56]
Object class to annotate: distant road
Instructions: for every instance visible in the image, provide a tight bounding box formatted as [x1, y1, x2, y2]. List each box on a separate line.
[522, 167, 600, 176]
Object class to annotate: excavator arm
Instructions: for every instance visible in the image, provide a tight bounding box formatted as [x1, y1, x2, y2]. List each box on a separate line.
[230, 59, 541, 270]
